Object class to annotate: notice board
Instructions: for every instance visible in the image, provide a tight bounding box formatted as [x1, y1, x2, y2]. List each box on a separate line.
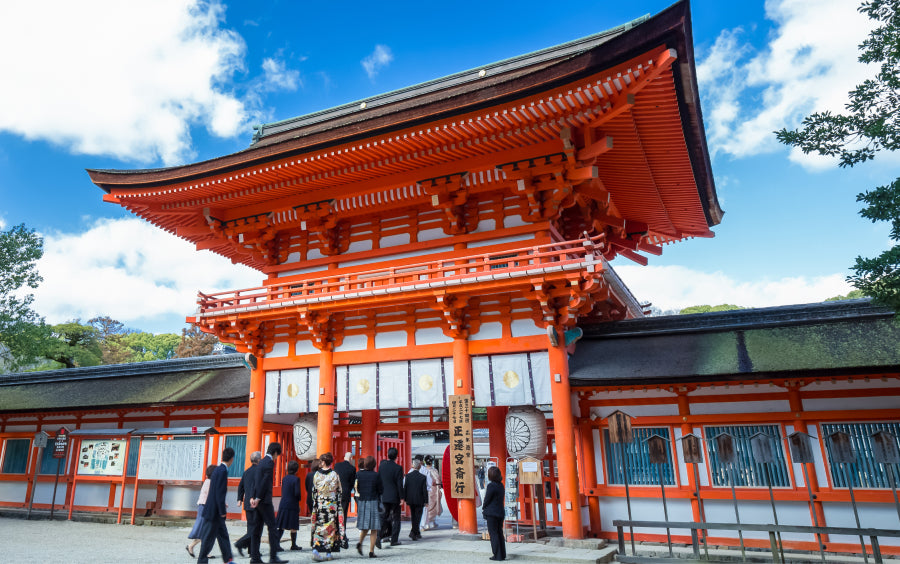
[448, 394, 474, 499]
[76, 439, 127, 476]
[138, 438, 206, 481]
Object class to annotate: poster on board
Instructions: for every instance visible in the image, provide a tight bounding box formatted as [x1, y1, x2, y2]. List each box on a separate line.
[76, 439, 127, 476]
[138, 438, 206, 481]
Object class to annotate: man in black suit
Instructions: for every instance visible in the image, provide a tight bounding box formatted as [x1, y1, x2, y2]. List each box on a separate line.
[333, 452, 356, 547]
[197, 447, 236, 564]
[249, 442, 288, 564]
[234, 451, 261, 558]
[403, 459, 428, 541]
[377, 447, 404, 546]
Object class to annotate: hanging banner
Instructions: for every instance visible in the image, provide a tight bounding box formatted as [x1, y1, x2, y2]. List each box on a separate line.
[76, 439, 127, 476]
[449, 394, 474, 499]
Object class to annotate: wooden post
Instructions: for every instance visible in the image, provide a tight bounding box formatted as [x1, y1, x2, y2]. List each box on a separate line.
[487, 406, 508, 479]
[548, 338, 583, 538]
[578, 418, 602, 536]
[453, 336, 477, 534]
[361, 410, 378, 459]
[245, 356, 266, 468]
[317, 348, 336, 457]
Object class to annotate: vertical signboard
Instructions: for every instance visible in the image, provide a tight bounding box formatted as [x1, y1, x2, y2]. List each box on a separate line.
[449, 394, 474, 499]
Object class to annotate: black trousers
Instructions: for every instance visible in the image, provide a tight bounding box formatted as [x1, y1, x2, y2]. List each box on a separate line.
[380, 501, 402, 543]
[408, 504, 423, 538]
[341, 497, 351, 539]
[234, 508, 257, 552]
[486, 515, 506, 560]
[198, 514, 233, 564]
[251, 502, 280, 558]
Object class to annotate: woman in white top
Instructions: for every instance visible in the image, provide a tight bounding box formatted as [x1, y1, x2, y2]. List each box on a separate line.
[186, 465, 216, 557]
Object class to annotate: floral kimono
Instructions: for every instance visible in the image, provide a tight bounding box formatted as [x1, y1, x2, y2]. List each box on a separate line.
[311, 468, 343, 552]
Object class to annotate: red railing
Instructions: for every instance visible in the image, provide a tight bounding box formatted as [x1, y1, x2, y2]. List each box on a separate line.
[196, 235, 607, 317]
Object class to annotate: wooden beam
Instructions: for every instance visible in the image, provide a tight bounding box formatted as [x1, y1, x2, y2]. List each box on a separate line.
[616, 248, 648, 266]
[637, 241, 663, 256]
[577, 136, 613, 161]
[566, 165, 597, 182]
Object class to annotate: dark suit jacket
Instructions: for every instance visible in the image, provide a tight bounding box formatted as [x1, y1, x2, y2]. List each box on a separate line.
[252, 455, 276, 505]
[334, 460, 356, 501]
[403, 470, 428, 506]
[377, 459, 404, 504]
[203, 463, 229, 520]
[237, 463, 259, 506]
[482, 481, 505, 519]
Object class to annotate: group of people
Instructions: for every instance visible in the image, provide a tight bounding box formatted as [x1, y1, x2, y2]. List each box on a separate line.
[184, 444, 505, 562]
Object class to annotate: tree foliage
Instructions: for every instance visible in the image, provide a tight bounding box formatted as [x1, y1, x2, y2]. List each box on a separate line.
[0, 224, 48, 371]
[43, 321, 104, 369]
[776, 0, 900, 309]
[679, 304, 745, 315]
[825, 290, 868, 301]
[174, 326, 219, 358]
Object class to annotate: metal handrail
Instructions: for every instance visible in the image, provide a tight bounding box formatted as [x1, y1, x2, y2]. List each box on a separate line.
[613, 519, 900, 564]
[195, 235, 606, 317]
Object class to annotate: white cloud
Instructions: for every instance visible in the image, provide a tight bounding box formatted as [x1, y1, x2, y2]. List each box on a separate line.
[0, 0, 252, 165]
[615, 264, 854, 312]
[32, 218, 261, 333]
[361, 45, 393, 80]
[697, 0, 876, 168]
[262, 57, 301, 91]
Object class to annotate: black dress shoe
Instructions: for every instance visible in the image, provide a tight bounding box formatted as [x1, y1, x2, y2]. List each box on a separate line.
[269, 556, 289, 564]
[375, 538, 382, 549]
[249, 559, 264, 564]
[234, 544, 245, 558]
[389, 541, 402, 546]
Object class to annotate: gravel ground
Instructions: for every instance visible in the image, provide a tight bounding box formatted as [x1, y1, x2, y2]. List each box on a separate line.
[0, 516, 487, 564]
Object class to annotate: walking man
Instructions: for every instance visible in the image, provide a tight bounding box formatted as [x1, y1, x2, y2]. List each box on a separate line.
[334, 452, 357, 547]
[403, 459, 428, 541]
[377, 447, 404, 546]
[250, 442, 288, 564]
[234, 451, 261, 558]
[197, 447, 236, 564]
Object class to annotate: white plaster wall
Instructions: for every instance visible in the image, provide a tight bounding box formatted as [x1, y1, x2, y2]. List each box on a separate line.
[470, 322, 502, 341]
[220, 418, 249, 427]
[33, 482, 68, 504]
[122, 485, 159, 511]
[308, 248, 324, 260]
[599, 497, 695, 538]
[296, 340, 319, 356]
[591, 405, 679, 419]
[804, 396, 900, 411]
[380, 233, 410, 248]
[335, 334, 368, 352]
[415, 327, 452, 345]
[267, 342, 290, 358]
[348, 239, 374, 253]
[161, 485, 198, 511]
[593, 429, 604, 484]
[824, 502, 900, 546]
[277, 264, 327, 277]
[375, 331, 407, 349]
[468, 234, 533, 248]
[0, 481, 27, 503]
[2, 425, 36, 432]
[510, 319, 544, 338]
[702, 499, 775, 541]
[339, 246, 453, 268]
[73, 483, 112, 508]
[503, 214, 527, 228]
[417, 227, 446, 242]
[689, 400, 792, 415]
[471, 219, 496, 233]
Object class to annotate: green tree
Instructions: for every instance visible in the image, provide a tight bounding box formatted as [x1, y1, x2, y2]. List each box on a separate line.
[122, 331, 181, 361]
[88, 315, 136, 364]
[679, 304, 744, 315]
[825, 290, 868, 301]
[42, 321, 103, 369]
[776, 0, 899, 309]
[0, 224, 48, 371]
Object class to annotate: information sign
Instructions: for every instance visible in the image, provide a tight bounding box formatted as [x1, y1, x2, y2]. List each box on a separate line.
[448, 394, 474, 499]
[76, 439, 127, 476]
[137, 438, 205, 481]
[53, 427, 69, 459]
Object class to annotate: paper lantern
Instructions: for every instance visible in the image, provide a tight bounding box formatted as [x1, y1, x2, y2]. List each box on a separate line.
[505, 406, 547, 458]
[292, 415, 317, 460]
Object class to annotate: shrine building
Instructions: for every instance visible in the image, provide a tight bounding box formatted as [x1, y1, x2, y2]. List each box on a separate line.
[0, 0, 882, 556]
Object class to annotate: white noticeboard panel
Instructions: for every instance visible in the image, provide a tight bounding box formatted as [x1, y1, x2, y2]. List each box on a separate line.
[76, 439, 127, 476]
[138, 438, 206, 481]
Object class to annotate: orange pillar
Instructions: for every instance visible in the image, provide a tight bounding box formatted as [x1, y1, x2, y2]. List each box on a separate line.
[548, 337, 584, 538]
[246, 357, 266, 468]
[578, 420, 602, 536]
[361, 409, 378, 459]
[486, 406, 508, 478]
[399, 409, 412, 471]
[677, 392, 703, 524]
[453, 336, 478, 534]
[788, 386, 828, 536]
[317, 348, 336, 457]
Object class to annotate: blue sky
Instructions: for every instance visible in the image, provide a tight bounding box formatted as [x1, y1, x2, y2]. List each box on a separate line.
[0, 0, 890, 333]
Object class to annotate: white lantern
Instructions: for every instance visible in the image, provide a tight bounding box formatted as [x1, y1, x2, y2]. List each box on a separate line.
[292, 415, 317, 460]
[505, 406, 547, 458]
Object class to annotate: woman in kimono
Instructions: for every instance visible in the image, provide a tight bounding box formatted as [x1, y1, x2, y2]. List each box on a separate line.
[311, 452, 342, 561]
[423, 455, 443, 530]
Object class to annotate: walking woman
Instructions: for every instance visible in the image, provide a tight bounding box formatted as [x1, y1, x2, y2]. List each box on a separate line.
[311, 452, 343, 561]
[354, 455, 383, 558]
[423, 455, 442, 530]
[186, 465, 216, 557]
[482, 466, 506, 561]
[276, 459, 303, 551]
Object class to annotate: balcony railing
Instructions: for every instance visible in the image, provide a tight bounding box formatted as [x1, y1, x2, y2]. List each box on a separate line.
[195, 235, 607, 318]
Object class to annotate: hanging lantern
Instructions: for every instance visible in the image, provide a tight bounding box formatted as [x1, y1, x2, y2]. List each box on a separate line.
[505, 406, 547, 458]
[292, 415, 317, 460]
